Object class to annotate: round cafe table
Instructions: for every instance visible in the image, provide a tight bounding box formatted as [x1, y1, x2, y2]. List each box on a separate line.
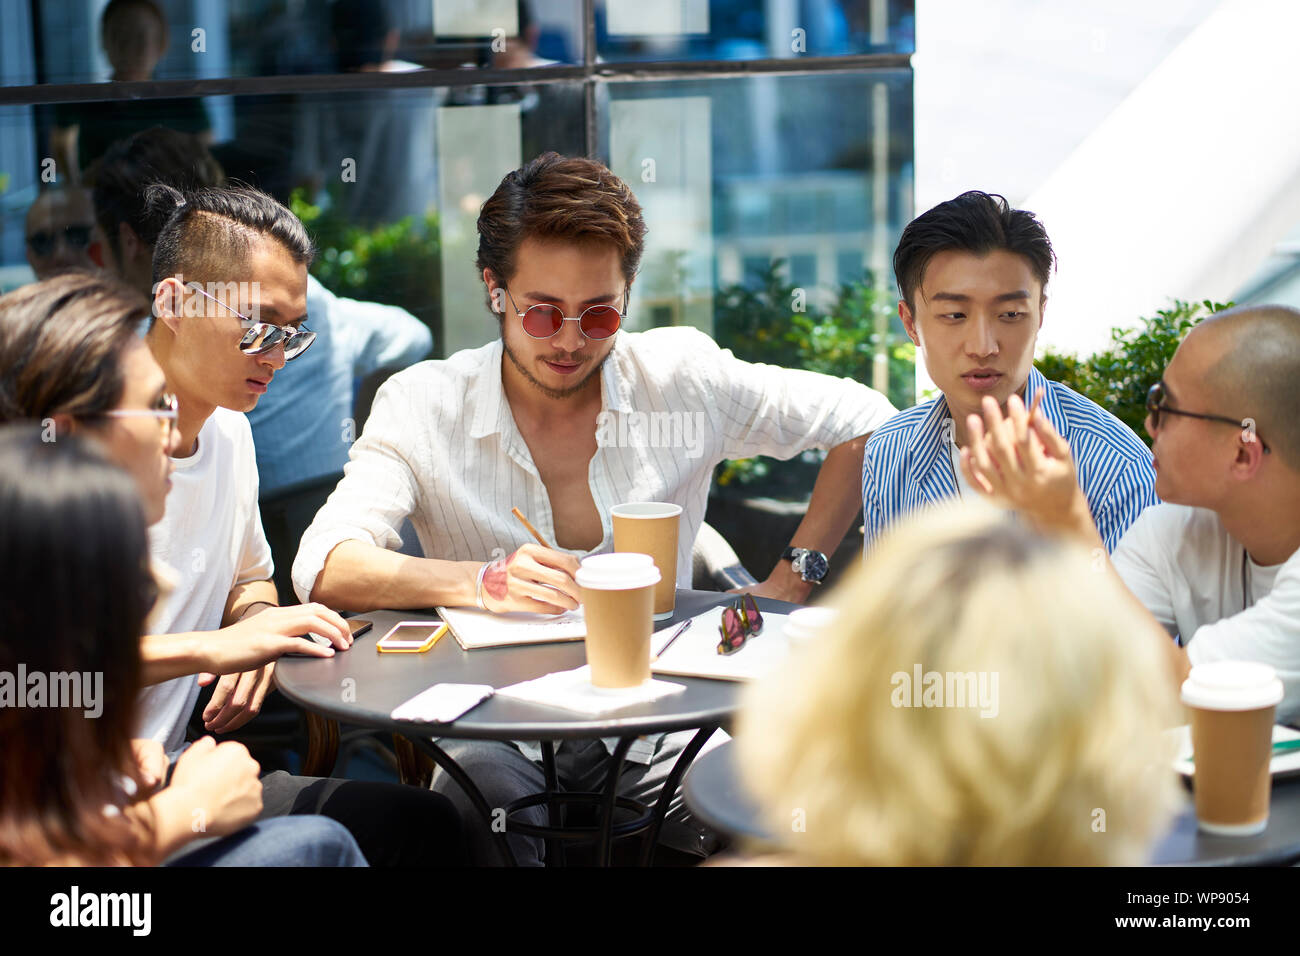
[274, 589, 799, 866]
[684, 740, 1300, 866]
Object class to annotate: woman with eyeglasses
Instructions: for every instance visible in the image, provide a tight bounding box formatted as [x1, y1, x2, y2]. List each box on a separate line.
[0, 425, 365, 866]
[1, 272, 466, 868]
[0, 273, 342, 680]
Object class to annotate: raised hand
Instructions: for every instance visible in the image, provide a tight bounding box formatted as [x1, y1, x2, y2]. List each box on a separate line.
[960, 391, 1089, 533]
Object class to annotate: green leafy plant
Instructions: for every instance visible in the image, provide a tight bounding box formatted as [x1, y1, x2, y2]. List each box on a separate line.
[1038, 299, 1233, 445]
[712, 260, 915, 491]
[289, 187, 442, 345]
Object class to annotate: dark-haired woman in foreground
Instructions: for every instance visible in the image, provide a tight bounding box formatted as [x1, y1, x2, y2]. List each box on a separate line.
[0, 425, 365, 866]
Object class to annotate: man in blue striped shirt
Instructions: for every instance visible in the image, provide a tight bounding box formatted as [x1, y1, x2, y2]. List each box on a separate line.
[862, 191, 1157, 552]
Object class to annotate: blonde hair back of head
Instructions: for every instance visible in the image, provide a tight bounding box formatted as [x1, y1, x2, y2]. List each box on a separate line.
[736, 500, 1182, 866]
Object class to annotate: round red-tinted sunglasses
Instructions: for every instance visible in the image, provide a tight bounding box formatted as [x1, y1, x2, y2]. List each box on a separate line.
[502, 286, 627, 340]
[717, 594, 763, 655]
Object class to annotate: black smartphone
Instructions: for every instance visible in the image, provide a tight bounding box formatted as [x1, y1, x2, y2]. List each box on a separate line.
[285, 617, 373, 656]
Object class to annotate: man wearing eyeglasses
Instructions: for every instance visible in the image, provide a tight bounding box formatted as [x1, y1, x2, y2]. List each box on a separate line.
[294, 152, 897, 864]
[958, 305, 1300, 720]
[24, 187, 100, 280]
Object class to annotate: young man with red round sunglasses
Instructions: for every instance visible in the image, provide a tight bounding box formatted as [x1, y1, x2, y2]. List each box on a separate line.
[295, 152, 897, 864]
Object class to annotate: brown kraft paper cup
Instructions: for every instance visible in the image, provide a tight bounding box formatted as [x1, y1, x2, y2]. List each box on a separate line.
[576, 553, 660, 688]
[611, 502, 682, 621]
[1188, 706, 1276, 835]
[1181, 661, 1284, 837]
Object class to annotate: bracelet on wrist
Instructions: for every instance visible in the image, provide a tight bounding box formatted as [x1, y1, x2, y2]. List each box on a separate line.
[475, 562, 489, 610]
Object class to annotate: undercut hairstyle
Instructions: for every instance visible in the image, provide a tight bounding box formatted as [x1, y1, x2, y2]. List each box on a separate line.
[1202, 304, 1300, 471]
[0, 424, 156, 865]
[87, 126, 226, 270]
[894, 191, 1056, 309]
[0, 272, 149, 426]
[146, 182, 315, 292]
[476, 152, 647, 295]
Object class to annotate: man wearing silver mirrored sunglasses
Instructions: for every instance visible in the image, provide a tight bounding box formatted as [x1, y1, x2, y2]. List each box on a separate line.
[138, 182, 466, 866]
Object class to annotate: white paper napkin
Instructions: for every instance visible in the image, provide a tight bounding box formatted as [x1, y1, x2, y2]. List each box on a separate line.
[391, 683, 495, 722]
[495, 666, 685, 715]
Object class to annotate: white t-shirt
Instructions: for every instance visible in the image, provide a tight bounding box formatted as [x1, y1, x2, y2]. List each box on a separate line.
[946, 436, 978, 500]
[137, 408, 274, 754]
[1111, 503, 1300, 722]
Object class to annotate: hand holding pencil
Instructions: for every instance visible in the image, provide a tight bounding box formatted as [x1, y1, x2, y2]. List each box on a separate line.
[475, 508, 582, 615]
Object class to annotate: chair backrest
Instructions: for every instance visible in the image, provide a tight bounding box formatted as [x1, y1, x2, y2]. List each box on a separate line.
[692, 521, 757, 591]
[259, 470, 345, 602]
[354, 363, 408, 435]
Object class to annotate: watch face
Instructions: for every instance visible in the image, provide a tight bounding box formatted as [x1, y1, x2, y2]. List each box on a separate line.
[802, 551, 829, 582]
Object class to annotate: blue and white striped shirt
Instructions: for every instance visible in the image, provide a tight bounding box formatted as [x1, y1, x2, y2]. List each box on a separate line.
[862, 366, 1158, 553]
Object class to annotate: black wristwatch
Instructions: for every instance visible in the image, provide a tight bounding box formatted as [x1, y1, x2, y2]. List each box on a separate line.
[781, 546, 829, 584]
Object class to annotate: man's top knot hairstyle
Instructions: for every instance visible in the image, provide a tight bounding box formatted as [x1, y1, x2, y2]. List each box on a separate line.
[893, 190, 1056, 308]
[476, 152, 647, 289]
[147, 182, 315, 289]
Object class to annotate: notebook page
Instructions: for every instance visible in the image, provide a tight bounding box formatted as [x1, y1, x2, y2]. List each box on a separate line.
[437, 605, 586, 648]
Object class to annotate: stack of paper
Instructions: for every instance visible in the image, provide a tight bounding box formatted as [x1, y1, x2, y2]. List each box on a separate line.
[437, 605, 586, 649]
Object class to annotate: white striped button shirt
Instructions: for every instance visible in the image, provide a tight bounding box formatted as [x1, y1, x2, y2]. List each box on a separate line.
[293, 325, 896, 605]
[861, 365, 1158, 553]
[293, 326, 894, 765]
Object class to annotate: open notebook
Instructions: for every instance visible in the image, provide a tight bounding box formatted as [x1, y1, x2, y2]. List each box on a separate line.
[436, 605, 586, 649]
[651, 610, 793, 682]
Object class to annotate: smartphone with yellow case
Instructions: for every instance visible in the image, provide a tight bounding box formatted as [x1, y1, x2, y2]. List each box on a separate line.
[376, 621, 447, 654]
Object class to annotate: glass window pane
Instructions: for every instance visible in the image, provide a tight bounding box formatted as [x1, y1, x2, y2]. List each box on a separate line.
[0, 84, 588, 359]
[5, 0, 585, 88]
[597, 0, 915, 62]
[603, 71, 914, 408]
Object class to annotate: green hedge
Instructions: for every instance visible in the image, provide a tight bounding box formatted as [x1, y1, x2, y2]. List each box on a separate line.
[713, 260, 915, 490]
[1038, 299, 1233, 447]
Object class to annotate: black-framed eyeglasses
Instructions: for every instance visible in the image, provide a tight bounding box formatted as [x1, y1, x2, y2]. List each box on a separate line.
[188, 284, 316, 360]
[98, 391, 179, 440]
[717, 594, 763, 655]
[502, 286, 627, 340]
[1146, 382, 1269, 453]
[26, 225, 94, 256]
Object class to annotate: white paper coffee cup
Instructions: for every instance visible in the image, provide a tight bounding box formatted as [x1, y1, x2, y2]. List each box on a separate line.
[783, 607, 838, 647]
[577, 553, 661, 688]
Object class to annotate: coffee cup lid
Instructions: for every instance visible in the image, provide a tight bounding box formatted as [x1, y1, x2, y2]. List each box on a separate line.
[784, 606, 838, 642]
[610, 501, 683, 519]
[576, 552, 661, 590]
[1180, 660, 1284, 711]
